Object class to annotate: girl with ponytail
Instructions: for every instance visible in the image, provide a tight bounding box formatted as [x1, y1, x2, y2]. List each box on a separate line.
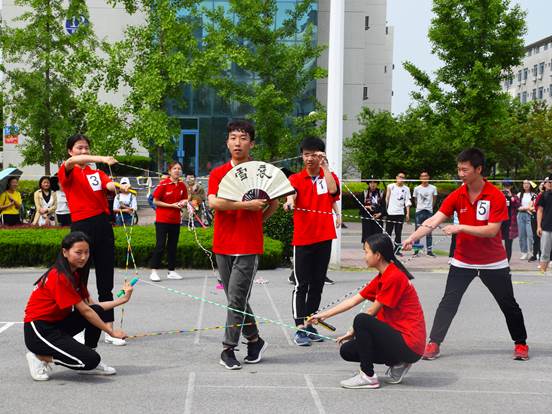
[309, 233, 426, 389]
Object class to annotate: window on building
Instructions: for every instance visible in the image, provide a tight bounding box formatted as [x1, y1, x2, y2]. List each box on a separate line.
[385, 26, 389, 35]
[523, 68, 528, 80]
[521, 91, 527, 103]
[545, 43, 549, 51]
[517, 70, 522, 82]
[516, 93, 521, 100]
[363, 87, 368, 100]
[539, 62, 545, 75]
[533, 64, 538, 77]
[527, 49, 532, 57]
[365, 16, 370, 30]
[384, 65, 387, 73]
[550, 85, 552, 97]
[532, 89, 537, 100]
[538, 87, 544, 100]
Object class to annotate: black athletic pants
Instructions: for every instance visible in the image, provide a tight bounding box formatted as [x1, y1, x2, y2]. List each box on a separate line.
[292, 240, 332, 326]
[385, 214, 404, 245]
[429, 266, 527, 345]
[150, 222, 181, 271]
[503, 239, 513, 262]
[71, 214, 115, 322]
[340, 313, 421, 377]
[531, 215, 540, 257]
[24, 304, 107, 370]
[57, 214, 72, 226]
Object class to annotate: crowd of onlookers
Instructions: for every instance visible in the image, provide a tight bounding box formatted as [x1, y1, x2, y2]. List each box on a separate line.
[0, 173, 208, 228]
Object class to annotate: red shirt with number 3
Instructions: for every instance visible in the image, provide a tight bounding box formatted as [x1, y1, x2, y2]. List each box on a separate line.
[58, 163, 112, 222]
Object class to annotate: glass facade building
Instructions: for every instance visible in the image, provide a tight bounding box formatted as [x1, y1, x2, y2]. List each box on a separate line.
[170, 1, 318, 176]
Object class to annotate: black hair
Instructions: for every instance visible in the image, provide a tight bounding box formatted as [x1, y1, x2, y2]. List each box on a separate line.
[457, 148, 485, 170]
[7, 176, 19, 186]
[420, 170, 430, 175]
[396, 171, 406, 176]
[227, 119, 255, 141]
[365, 233, 415, 280]
[38, 176, 51, 188]
[300, 136, 325, 153]
[35, 232, 91, 290]
[66, 133, 91, 151]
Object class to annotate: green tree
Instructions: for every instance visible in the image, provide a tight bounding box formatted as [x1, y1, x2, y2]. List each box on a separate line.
[1, 0, 106, 174]
[199, 0, 326, 161]
[403, 0, 527, 161]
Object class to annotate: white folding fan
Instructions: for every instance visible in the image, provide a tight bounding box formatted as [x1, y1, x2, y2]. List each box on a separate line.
[217, 161, 295, 201]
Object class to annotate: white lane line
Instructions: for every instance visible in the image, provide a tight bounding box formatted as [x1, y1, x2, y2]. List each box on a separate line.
[0, 322, 15, 334]
[194, 274, 209, 345]
[304, 374, 326, 414]
[0, 321, 23, 324]
[262, 284, 293, 346]
[184, 372, 196, 414]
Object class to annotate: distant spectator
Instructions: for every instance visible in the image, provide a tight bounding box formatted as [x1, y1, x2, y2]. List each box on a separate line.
[517, 179, 536, 260]
[185, 174, 206, 202]
[536, 177, 552, 274]
[0, 176, 22, 226]
[530, 181, 546, 262]
[412, 171, 438, 256]
[55, 188, 71, 226]
[113, 177, 137, 226]
[33, 176, 57, 226]
[360, 178, 385, 244]
[385, 172, 412, 254]
[501, 179, 520, 262]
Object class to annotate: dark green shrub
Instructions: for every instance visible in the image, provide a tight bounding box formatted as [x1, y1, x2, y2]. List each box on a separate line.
[0, 226, 283, 269]
[264, 207, 293, 260]
[98, 155, 153, 177]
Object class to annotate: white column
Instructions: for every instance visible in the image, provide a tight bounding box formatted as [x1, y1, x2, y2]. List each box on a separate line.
[326, 0, 345, 268]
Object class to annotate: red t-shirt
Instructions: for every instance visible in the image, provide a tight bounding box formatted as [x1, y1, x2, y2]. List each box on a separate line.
[24, 268, 89, 323]
[289, 169, 340, 246]
[439, 181, 508, 266]
[154, 178, 188, 224]
[359, 263, 426, 355]
[208, 162, 264, 255]
[58, 163, 112, 222]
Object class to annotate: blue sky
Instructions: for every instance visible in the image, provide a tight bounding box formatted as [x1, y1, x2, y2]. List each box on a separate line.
[388, 0, 550, 114]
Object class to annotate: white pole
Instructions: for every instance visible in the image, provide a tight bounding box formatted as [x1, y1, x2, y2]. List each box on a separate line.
[326, 0, 345, 268]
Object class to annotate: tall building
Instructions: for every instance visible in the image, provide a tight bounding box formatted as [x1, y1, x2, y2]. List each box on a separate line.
[503, 35, 552, 106]
[1, 1, 393, 176]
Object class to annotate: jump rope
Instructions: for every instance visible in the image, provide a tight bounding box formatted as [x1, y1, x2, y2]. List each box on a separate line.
[105, 159, 451, 342]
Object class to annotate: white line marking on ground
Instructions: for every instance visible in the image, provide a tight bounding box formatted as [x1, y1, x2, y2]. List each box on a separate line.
[304, 374, 326, 414]
[194, 274, 209, 345]
[0, 322, 15, 334]
[0, 321, 23, 324]
[262, 284, 293, 346]
[184, 371, 196, 414]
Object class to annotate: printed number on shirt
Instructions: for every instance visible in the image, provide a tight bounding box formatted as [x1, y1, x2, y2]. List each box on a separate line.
[316, 178, 328, 195]
[87, 172, 102, 192]
[476, 200, 490, 221]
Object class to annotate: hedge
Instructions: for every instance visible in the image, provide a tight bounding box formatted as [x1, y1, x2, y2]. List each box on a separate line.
[264, 207, 293, 261]
[0, 226, 284, 270]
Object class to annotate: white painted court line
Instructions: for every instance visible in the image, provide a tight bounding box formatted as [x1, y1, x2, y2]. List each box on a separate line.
[0, 321, 23, 324]
[0, 322, 15, 334]
[304, 374, 326, 414]
[262, 284, 293, 346]
[194, 274, 209, 345]
[184, 372, 196, 414]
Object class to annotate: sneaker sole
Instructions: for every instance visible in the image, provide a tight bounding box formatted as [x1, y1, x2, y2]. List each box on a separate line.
[219, 359, 242, 370]
[340, 382, 380, 389]
[422, 353, 440, 360]
[513, 355, 529, 361]
[104, 339, 127, 346]
[78, 369, 117, 376]
[149, 278, 161, 282]
[293, 339, 312, 346]
[244, 341, 268, 364]
[26, 354, 50, 381]
[167, 276, 183, 280]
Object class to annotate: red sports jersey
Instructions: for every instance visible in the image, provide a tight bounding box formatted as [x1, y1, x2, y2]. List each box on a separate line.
[24, 268, 89, 323]
[439, 181, 508, 266]
[208, 162, 264, 255]
[153, 178, 188, 224]
[360, 263, 426, 355]
[289, 169, 340, 246]
[58, 163, 112, 222]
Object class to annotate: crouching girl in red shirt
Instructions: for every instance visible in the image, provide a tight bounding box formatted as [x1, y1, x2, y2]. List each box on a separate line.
[23, 231, 133, 381]
[309, 233, 426, 389]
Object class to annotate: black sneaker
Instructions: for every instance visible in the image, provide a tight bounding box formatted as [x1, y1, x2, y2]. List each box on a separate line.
[324, 277, 335, 285]
[306, 325, 324, 342]
[427, 251, 436, 257]
[219, 348, 242, 370]
[528, 256, 537, 262]
[244, 337, 267, 364]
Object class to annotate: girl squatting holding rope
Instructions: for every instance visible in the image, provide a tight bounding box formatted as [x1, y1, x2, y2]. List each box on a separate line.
[24, 232, 133, 381]
[309, 233, 426, 389]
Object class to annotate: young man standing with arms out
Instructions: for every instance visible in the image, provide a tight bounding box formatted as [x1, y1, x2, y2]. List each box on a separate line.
[412, 171, 438, 256]
[284, 137, 340, 346]
[385, 172, 411, 254]
[536, 177, 552, 274]
[403, 148, 529, 361]
[208, 120, 279, 370]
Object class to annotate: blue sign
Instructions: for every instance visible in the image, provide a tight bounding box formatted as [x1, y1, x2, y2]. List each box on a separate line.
[65, 16, 89, 35]
[3, 125, 19, 135]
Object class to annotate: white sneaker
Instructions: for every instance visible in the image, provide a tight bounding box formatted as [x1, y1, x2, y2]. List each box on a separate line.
[150, 270, 161, 282]
[104, 333, 127, 346]
[340, 371, 380, 389]
[520, 253, 528, 260]
[79, 361, 116, 376]
[26, 352, 50, 381]
[73, 331, 85, 344]
[167, 270, 183, 280]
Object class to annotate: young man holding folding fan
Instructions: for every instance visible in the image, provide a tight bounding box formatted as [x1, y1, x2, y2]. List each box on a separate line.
[208, 120, 279, 370]
[284, 137, 340, 346]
